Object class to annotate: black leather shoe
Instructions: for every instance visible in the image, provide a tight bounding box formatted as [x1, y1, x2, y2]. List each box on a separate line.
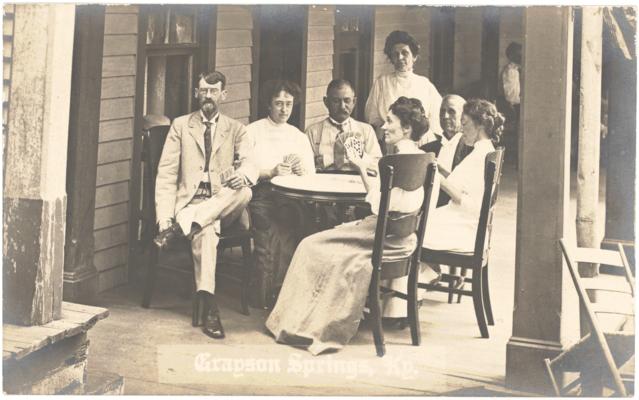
[201, 295, 225, 339]
[202, 307, 225, 339]
[153, 222, 184, 250]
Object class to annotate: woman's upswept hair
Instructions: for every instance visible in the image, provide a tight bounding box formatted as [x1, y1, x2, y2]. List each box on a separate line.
[389, 96, 430, 142]
[463, 99, 505, 144]
[384, 30, 420, 60]
[261, 79, 302, 110]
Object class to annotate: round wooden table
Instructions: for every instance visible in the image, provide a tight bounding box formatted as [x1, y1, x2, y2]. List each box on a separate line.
[270, 173, 367, 204]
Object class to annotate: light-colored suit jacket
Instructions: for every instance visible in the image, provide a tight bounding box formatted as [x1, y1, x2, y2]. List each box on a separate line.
[155, 111, 258, 223]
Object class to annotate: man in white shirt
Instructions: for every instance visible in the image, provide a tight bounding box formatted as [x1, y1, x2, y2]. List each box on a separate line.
[420, 94, 469, 207]
[306, 79, 382, 173]
[305, 79, 382, 227]
[154, 71, 258, 340]
[499, 41, 521, 164]
[501, 42, 522, 108]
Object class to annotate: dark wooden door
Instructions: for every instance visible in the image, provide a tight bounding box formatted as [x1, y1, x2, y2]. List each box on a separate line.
[333, 5, 373, 121]
[431, 7, 455, 95]
[256, 5, 306, 127]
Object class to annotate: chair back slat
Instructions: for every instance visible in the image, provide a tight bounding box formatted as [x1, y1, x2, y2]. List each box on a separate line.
[386, 211, 420, 238]
[590, 302, 634, 317]
[572, 247, 624, 267]
[380, 259, 410, 281]
[473, 148, 504, 259]
[379, 153, 434, 191]
[372, 153, 437, 270]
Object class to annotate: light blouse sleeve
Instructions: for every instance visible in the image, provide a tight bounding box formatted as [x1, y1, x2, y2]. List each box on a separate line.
[446, 152, 485, 214]
[298, 133, 317, 175]
[365, 78, 384, 128]
[244, 123, 263, 172]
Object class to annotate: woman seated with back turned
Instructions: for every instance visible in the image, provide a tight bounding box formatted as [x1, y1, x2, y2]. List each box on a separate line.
[247, 79, 316, 308]
[382, 98, 505, 319]
[266, 96, 431, 355]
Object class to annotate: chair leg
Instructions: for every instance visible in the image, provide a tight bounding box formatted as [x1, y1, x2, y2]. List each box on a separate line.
[457, 268, 468, 303]
[448, 266, 458, 304]
[482, 265, 494, 326]
[240, 239, 252, 316]
[368, 281, 385, 357]
[141, 246, 159, 308]
[544, 358, 562, 396]
[192, 290, 200, 327]
[407, 259, 421, 346]
[472, 266, 489, 338]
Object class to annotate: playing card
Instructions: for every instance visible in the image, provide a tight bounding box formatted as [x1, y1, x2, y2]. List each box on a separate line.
[343, 136, 364, 157]
[284, 154, 299, 164]
[219, 166, 235, 184]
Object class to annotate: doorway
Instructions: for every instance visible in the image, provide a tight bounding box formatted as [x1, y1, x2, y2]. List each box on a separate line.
[333, 5, 373, 121]
[256, 5, 306, 128]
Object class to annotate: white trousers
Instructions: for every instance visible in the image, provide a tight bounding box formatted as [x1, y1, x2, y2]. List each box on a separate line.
[175, 187, 252, 294]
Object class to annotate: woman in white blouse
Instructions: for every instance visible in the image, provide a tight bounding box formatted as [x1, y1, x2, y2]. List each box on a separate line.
[382, 98, 505, 319]
[246, 80, 316, 308]
[365, 30, 443, 152]
[266, 97, 430, 355]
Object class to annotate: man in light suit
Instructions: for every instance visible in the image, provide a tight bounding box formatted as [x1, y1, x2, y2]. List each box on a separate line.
[154, 71, 258, 339]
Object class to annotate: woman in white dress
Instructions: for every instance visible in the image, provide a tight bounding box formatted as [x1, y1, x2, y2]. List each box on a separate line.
[266, 97, 430, 355]
[382, 98, 505, 319]
[365, 30, 443, 151]
[247, 80, 316, 308]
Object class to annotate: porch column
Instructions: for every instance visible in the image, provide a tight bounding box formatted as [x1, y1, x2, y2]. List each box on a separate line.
[576, 7, 603, 277]
[3, 4, 76, 325]
[63, 5, 105, 303]
[505, 7, 576, 393]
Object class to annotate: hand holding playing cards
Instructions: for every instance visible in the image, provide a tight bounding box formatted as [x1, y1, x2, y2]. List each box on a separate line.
[345, 147, 367, 170]
[272, 162, 292, 177]
[288, 154, 304, 175]
[226, 172, 246, 189]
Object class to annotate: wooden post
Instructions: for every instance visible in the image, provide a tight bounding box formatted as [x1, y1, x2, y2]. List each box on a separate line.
[576, 7, 602, 277]
[505, 7, 578, 394]
[63, 5, 105, 303]
[3, 4, 76, 325]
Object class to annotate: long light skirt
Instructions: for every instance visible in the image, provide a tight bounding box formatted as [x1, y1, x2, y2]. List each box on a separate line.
[265, 215, 417, 355]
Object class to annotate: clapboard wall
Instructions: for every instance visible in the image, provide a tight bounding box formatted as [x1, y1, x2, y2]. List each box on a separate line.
[216, 5, 254, 126]
[372, 6, 432, 81]
[303, 5, 335, 130]
[94, 5, 139, 292]
[3, 5, 15, 154]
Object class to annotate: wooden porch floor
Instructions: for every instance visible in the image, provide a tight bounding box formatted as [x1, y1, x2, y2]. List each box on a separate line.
[86, 162, 604, 395]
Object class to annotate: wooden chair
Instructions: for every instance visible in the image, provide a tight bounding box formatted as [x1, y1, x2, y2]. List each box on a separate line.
[368, 153, 437, 357]
[417, 148, 505, 338]
[544, 239, 635, 396]
[138, 115, 253, 320]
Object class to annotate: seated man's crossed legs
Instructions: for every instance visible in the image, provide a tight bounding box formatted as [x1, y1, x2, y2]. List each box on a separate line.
[155, 186, 252, 339]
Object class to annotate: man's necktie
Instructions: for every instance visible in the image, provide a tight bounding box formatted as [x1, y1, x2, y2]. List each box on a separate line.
[194, 121, 213, 199]
[331, 121, 347, 169]
[203, 121, 212, 172]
